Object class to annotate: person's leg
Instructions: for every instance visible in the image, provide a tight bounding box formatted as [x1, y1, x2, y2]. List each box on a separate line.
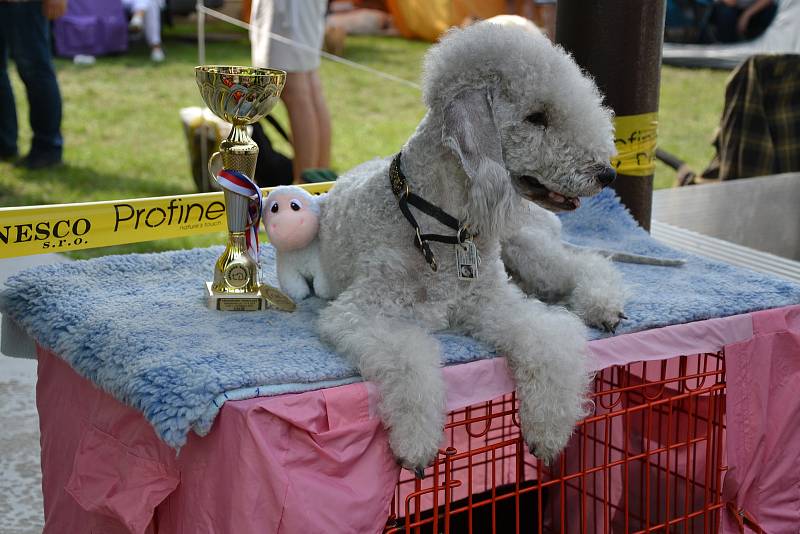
[124, 0, 146, 28]
[745, 2, 777, 40]
[281, 71, 320, 184]
[710, 4, 741, 42]
[9, 1, 62, 166]
[308, 70, 330, 170]
[142, 0, 164, 60]
[0, 4, 19, 159]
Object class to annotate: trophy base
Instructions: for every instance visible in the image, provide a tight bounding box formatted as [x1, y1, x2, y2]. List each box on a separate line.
[205, 282, 297, 312]
[206, 282, 265, 311]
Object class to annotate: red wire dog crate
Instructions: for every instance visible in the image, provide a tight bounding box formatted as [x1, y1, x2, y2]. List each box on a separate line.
[384, 352, 727, 533]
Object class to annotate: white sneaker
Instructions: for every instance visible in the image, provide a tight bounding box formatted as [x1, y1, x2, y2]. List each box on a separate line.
[73, 54, 96, 66]
[129, 12, 144, 32]
[150, 47, 165, 62]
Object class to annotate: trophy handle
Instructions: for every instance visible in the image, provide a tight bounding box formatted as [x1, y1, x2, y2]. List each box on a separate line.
[208, 151, 224, 187]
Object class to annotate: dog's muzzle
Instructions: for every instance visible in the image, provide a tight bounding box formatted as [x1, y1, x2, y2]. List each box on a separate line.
[514, 163, 617, 212]
[515, 175, 582, 211]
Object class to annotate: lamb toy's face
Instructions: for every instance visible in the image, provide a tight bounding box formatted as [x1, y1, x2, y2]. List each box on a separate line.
[264, 194, 319, 252]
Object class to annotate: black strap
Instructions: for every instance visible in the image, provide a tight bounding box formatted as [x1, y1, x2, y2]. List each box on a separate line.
[389, 153, 473, 271]
[264, 114, 291, 144]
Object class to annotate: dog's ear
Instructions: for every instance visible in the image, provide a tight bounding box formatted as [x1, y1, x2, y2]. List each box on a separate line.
[441, 88, 504, 182]
[441, 88, 516, 237]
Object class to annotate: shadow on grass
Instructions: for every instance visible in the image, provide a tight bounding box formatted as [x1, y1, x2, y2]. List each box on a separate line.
[0, 162, 194, 207]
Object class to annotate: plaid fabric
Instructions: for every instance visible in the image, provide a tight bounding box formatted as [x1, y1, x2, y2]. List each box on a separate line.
[701, 54, 800, 181]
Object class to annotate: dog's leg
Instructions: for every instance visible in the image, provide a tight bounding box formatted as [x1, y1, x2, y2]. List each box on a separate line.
[503, 225, 628, 332]
[457, 282, 592, 463]
[318, 288, 445, 472]
[502, 225, 577, 303]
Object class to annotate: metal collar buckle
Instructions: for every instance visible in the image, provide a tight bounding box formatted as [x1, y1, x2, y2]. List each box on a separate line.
[457, 225, 472, 244]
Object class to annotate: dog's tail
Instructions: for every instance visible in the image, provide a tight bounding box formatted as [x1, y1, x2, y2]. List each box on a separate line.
[565, 244, 686, 267]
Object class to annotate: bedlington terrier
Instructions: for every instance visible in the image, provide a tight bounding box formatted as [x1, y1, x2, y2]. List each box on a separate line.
[317, 22, 627, 472]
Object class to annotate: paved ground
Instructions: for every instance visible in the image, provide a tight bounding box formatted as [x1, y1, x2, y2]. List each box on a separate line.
[0, 355, 41, 534]
[1, 254, 68, 534]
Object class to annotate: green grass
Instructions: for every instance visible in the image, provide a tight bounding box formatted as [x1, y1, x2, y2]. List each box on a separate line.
[655, 66, 729, 188]
[0, 24, 728, 257]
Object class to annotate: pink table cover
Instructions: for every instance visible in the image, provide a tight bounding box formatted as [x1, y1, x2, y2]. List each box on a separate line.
[35, 307, 800, 533]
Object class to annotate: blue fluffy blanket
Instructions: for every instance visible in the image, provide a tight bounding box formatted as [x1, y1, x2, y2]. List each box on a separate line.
[3, 189, 799, 448]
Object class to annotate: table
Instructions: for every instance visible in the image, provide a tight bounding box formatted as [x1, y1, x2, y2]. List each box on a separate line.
[33, 305, 800, 533]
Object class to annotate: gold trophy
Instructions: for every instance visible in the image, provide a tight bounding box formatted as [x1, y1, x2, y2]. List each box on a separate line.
[195, 65, 295, 312]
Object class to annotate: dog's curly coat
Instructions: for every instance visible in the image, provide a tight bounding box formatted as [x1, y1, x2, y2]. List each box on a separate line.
[317, 22, 627, 471]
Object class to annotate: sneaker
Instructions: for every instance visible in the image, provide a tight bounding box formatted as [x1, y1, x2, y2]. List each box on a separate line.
[150, 47, 165, 63]
[15, 151, 62, 170]
[300, 168, 338, 183]
[129, 12, 144, 32]
[73, 54, 96, 66]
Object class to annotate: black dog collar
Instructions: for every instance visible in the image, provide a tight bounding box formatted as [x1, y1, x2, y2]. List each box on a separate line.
[389, 153, 473, 271]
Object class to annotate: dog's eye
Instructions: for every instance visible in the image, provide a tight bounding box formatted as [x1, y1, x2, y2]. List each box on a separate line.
[526, 111, 548, 128]
[269, 201, 279, 213]
[290, 199, 302, 211]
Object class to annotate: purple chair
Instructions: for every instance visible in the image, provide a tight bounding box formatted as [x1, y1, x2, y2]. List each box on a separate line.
[53, 0, 128, 57]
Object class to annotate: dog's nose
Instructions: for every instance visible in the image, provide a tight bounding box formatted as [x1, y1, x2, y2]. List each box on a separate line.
[597, 166, 616, 187]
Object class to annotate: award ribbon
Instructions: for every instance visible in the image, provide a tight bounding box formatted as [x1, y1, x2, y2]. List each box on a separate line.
[216, 169, 263, 261]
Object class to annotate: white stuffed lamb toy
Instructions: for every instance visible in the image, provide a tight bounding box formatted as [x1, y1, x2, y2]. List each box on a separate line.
[263, 186, 332, 301]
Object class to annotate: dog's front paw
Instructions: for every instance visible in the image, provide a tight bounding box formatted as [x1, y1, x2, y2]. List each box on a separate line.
[513, 315, 592, 465]
[568, 280, 628, 333]
[583, 305, 627, 334]
[390, 422, 441, 475]
[516, 370, 589, 465]
[563, 252, 629, 332]
[520, 413, 575, 465]
[385, 405, 443, 474]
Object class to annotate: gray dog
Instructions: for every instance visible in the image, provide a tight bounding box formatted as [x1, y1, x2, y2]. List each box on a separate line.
[317, 22, 627, 472]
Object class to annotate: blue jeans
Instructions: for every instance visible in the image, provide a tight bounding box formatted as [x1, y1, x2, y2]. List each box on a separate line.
[0, 1, 63, 157]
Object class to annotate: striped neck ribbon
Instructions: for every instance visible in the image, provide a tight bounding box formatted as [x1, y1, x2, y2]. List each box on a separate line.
[216, 169, 264, 261]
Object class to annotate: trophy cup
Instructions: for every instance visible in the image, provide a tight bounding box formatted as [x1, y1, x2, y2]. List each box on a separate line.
[195, 65, 295, 312]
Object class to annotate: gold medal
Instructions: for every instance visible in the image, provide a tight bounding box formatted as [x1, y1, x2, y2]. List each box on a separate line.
[259, 284, 297, 312]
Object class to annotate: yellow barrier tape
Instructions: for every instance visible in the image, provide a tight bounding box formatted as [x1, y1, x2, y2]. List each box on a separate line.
[610, 112, 658, 177]
[0, 182, 334, 259]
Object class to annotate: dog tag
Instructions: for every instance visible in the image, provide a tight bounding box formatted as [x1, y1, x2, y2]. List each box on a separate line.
[456, 241, 479, 280]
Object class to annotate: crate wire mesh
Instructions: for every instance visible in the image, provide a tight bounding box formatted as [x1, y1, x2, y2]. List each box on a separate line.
[384, 352, 727, 533]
